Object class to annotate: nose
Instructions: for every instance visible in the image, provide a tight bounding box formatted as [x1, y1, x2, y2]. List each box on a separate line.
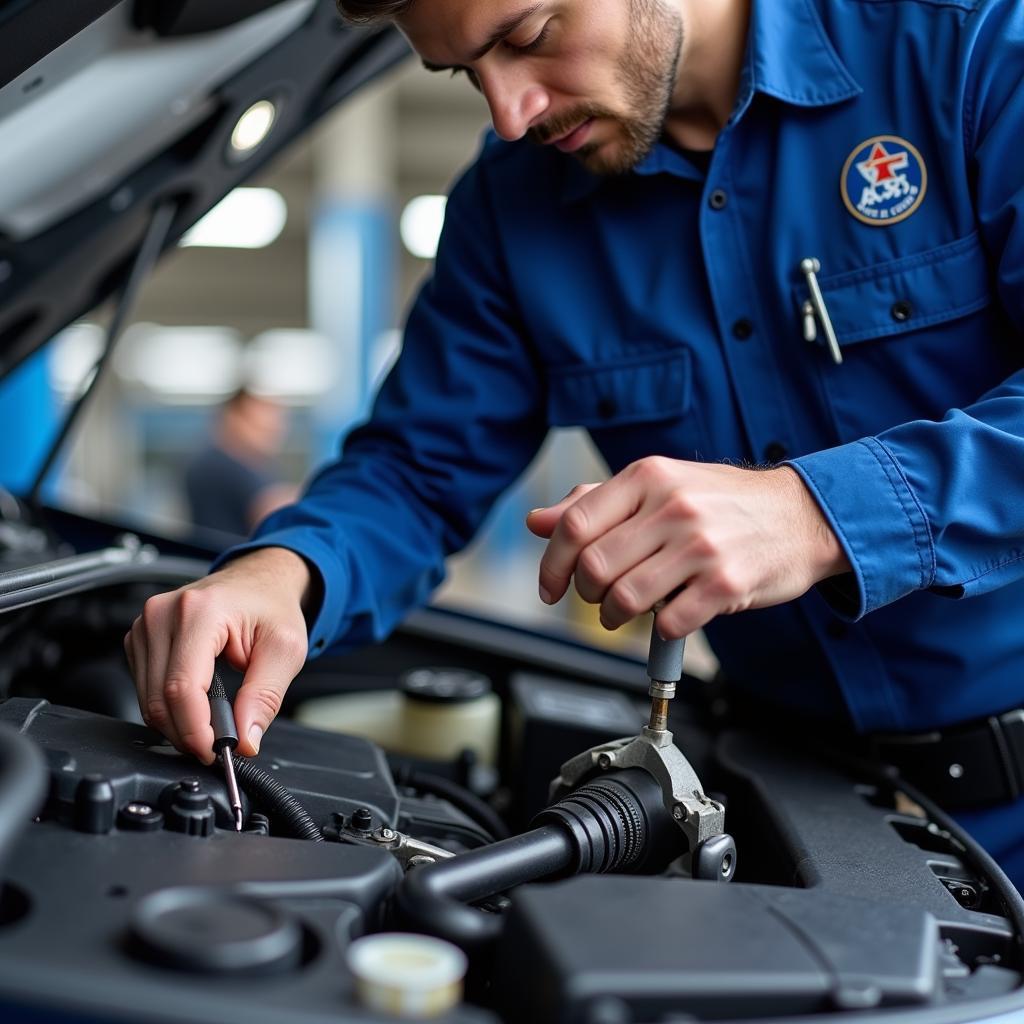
[479, 68, 550, 141]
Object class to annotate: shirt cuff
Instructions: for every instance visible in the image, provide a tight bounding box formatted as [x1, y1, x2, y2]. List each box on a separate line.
[787, 437, 935, 620]
[209, 529, 349, 658]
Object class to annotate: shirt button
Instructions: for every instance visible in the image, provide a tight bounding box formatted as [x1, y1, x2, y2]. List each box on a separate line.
[732, 318, 754, 340]
[708, 188, 728, 210]
[597, 397, 618, 420]
[891, 300, 913, 323]
[763, 441, 788, 463]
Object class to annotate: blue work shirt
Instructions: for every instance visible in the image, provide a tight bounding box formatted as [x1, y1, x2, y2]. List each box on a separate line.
[223, 0, 1024, 870]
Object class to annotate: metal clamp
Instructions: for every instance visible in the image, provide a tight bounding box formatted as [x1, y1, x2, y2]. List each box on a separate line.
[335, 820, 455, 872]
[550, 730, 726, 850]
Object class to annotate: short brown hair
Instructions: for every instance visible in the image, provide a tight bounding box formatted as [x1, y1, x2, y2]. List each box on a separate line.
[336, 0, 414, 24]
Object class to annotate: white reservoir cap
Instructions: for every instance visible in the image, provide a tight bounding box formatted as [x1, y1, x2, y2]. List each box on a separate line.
[347, 933, 467, 1018]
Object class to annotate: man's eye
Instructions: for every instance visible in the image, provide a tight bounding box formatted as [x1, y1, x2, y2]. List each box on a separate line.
[506, 21, 551, 55]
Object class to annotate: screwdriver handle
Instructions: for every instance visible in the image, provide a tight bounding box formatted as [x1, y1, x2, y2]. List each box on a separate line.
[208, 670, 238, 752]
[647, 621, 685, 684]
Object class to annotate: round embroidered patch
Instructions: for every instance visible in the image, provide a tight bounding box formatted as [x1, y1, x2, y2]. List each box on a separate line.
[840, 135, 927, 226]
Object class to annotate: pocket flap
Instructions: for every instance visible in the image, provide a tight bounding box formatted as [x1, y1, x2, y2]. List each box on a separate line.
[546, 349, 691, 428]
[796, 233, 991, 346]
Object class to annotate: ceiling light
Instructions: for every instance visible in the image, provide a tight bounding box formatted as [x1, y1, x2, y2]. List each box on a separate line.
[229, 99, 278, 157]
[180, 187, 287, 249]
[400, 195, 448, 260]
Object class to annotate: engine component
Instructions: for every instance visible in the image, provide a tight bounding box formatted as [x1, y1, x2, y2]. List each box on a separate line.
[393, 767, 684, 952]
[130, 887, 304, 975]
[163, 778, 215, 837]
[347, 933, 467, 1018]
[495, 877, 950, 1020]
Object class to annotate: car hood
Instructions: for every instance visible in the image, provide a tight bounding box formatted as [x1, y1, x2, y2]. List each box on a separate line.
[0, 0, 408, 382]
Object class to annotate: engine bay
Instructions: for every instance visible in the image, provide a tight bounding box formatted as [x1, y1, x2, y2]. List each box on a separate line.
[1, 541, 1024, 1024]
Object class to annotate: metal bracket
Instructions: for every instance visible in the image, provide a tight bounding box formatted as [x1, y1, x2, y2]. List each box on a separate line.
[550, 730, 726, 851]
[335, 822, 455, 872]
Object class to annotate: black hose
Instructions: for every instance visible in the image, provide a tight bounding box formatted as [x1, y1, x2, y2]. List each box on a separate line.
[395, 767, 510, 841]
[394, 825, 574, 949]
[393, 768, 683, 952]
[231, 755, 323, 842]
[0, 723, 47, 874]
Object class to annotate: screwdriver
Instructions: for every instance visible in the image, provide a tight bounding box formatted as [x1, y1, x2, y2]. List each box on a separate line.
[208, 669, 244, 831]
[645, 598, 685, 739]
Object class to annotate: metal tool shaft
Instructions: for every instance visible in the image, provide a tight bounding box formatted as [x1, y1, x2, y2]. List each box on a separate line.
[208, 670, 244, 831]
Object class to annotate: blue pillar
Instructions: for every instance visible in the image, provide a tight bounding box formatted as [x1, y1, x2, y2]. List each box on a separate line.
[0, 347, 57, 495]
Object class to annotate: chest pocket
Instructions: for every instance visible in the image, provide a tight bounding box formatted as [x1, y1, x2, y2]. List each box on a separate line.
[794, 233, 1004, 441]
[545, 349, 691, 428]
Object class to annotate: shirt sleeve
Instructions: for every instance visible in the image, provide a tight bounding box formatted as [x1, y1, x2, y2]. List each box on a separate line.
[212, 149, 548, 655]
[790, 0, 1024, 620]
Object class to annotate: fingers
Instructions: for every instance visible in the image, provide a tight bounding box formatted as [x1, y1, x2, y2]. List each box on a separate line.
[126, 589, 218, 763]
[572, 518, 663, 607]
[232, 625, 308, 757]
[525, 483, 600, 539]
[597, 547, 694, 630]
[537, 479, 642, 603]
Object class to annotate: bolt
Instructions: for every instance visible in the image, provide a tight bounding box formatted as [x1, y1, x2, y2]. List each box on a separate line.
[124, 803, 153, 816]
[949, 763, 964, 779]
[380, 828, 396, 841]
[351, 807, 373, 831]
[179, 778, 201, 793]
[597, 754, 612, 769]
[673, 804, 687, 821]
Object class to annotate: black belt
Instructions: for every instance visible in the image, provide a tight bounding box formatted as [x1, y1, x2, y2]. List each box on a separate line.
[868, 709, 1024, 810]
[713, 681, 1024, 810]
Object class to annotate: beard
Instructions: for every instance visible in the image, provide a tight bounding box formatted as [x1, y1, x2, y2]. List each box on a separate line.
[528, 0, 683, 175]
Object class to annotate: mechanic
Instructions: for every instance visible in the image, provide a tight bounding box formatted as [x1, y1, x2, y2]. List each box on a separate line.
[124, 0, 1024, 886]
[185, 389, 298, 538]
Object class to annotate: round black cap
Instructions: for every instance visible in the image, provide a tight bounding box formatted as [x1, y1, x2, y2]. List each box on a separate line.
[130, 889, 303, 975]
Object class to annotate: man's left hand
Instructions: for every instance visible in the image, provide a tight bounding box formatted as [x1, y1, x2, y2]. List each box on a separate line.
[525, 457, 851, 638]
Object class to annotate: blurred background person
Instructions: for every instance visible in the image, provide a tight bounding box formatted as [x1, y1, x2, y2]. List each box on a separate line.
[185, 389, 299, 538]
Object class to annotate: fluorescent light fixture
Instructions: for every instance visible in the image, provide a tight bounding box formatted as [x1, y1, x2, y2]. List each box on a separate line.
[400, 194, 447, 260]
[180, 187, 287, 249]
[114, 324, 244, 401]
[230, 99, 278, 155]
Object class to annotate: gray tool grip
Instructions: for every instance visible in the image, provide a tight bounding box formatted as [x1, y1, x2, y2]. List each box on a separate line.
[647, 621, 685, 683]
[208, 670, 238, 750]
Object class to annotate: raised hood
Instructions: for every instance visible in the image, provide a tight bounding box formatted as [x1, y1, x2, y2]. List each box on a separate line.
[0, 0, 408, 381]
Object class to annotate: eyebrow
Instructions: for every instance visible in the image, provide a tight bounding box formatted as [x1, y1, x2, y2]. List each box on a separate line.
[421, 3, 545, 72]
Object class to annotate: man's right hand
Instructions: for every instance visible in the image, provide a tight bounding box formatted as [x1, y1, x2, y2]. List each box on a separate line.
[124, 546, 316, 764]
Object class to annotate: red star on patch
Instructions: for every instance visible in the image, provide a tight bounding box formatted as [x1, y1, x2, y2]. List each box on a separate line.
[858, 142, 909, 184]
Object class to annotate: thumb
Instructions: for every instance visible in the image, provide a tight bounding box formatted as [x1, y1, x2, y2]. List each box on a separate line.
[526, 483, 601, 538]
[232, 633, 304, 756]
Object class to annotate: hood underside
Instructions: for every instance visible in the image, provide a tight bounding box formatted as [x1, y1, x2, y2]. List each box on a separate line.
[0, 0, 408, 382]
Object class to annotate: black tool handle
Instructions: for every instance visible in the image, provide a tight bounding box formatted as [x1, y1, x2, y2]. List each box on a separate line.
[208, 670, 238, 752]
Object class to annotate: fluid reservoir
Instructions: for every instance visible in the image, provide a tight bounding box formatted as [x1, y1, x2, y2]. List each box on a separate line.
[294, 667, 500, 767]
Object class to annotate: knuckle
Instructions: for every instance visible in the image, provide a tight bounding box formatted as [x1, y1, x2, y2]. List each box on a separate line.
[274, 627, 308, 666]
[144, 699, 169, 729]
[710, 567, 745, 602]
[176, 586, 212, 620]
[577, 546, 609, 586]
[250, 687, 283, 723]
[608, 580, 643, 619]
[140, 595, 167, 628]
[664, 489, 697, 520]
[561, 504, 591, 543]
[162, 676, 194, 709]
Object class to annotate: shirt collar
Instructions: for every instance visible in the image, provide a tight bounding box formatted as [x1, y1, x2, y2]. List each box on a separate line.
[559, 0, 861, 204]
[747, 0, 861, 109]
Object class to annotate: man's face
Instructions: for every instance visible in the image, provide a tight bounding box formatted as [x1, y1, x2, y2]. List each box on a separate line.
[397, 0, 683, 175]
